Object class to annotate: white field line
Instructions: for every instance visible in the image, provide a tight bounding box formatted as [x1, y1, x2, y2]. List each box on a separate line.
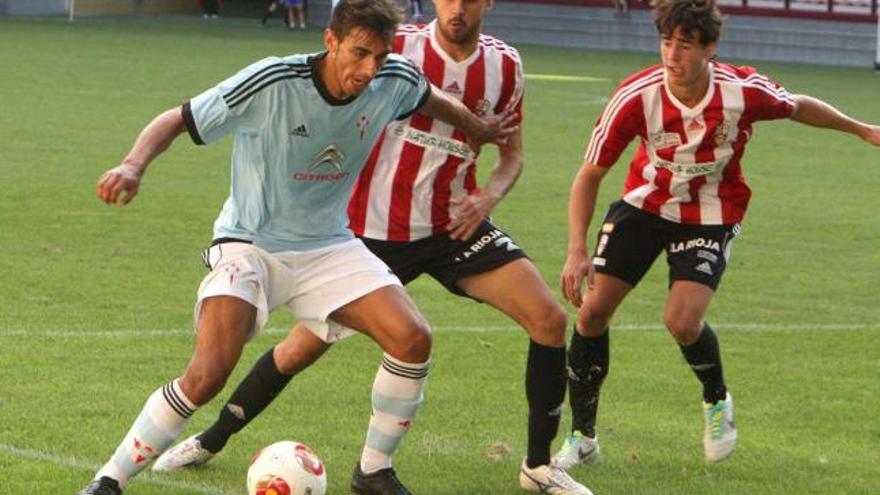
[0, 443, 238, 495]
[0, 323, 876, 338]
[524, 73, 610, 82]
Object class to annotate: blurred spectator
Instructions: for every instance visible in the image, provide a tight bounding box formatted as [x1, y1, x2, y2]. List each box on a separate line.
[612, 0, 630, 18]
[200, 0, 220, 19]
[286, 0, 306, 29]
[262, 0, 306, 29]
[407, 0, 424, 23]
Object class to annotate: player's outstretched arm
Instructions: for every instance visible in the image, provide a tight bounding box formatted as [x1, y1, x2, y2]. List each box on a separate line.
[97, 107, 187, 206]
[448, 130, 523, 240]
[561, 162, 609, 308]
[790, 94, 880, 146]
[419, 85, 518, 148]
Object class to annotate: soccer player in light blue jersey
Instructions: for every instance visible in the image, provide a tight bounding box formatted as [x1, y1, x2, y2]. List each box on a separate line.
[76, 1, 516, 494]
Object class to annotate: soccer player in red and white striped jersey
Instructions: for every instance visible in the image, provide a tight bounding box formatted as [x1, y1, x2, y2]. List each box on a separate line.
[555, 0, 880, 470]
[348, 17, 524, 241]
[155, 1, 591, 494]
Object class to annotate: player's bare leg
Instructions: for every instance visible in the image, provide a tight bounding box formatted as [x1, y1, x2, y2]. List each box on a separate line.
[78, 296, 254, 494]
[665, 281, 736, 462]
[154, 324, 330, 471]
[458, 259, 591, 494]
[553, 273, 631, 470]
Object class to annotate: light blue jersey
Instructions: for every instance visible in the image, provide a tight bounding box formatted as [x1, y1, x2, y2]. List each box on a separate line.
[183, 52, 430, 252]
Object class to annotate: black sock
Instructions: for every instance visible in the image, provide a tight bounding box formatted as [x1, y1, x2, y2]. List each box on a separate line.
[679, 322, 727, 404]
[525, 340, 567, 468]
[568, 327, 609, 439]
[198, 347, 293, 453]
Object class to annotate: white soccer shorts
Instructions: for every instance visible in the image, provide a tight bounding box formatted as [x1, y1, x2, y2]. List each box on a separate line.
[194, 239, 401, 342]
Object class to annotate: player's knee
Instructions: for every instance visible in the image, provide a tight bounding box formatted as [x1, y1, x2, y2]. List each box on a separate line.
[523, 303, 567, 347]
[180, 365, 231, 405]
[579, 302, 614, 336]
[388, 320, 432, 363]
[274, 342, 316, 376]
[664, 313, 702, 345]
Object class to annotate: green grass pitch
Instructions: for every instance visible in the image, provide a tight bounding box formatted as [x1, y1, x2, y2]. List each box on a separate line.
[0, 15, 877, 495]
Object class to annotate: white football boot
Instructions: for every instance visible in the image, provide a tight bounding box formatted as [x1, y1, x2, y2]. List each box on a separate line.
[519, 459, 594, 495]
[703, 392, 737, 462]
[551, 431, 601, 470]
[151, 433, 215, 471]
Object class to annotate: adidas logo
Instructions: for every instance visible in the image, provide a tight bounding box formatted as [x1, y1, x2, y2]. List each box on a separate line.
[290, 124, 309, 137]
[695, 261, 713, 275]
[444, 80, 462, 95]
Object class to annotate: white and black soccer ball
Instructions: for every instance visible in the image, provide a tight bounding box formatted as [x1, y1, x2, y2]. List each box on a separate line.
[246, 440, 327, 495]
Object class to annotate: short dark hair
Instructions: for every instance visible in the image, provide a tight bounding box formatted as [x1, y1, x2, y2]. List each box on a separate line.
[330, 0, 403, 42]
[652, 0, 722, 46]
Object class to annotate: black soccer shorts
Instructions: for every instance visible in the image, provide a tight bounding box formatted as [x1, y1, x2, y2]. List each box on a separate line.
[592, 200, 739, 290]
[360, 220, 528, 298]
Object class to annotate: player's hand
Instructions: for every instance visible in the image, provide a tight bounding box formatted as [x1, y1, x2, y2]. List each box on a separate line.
[860, 124, 880, 146]
[468, 109, 519, 150]
[560, 250, 594, 308]
[447, 192, 498, 240]
[97, 164, 142, 206]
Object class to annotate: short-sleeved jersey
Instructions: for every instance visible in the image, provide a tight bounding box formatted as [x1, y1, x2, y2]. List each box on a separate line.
[348, 22, 524, 241]
[183, 52, 429, 252]
[585, 62, 794, 225]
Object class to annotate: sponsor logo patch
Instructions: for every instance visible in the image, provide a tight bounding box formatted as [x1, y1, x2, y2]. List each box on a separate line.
[393, 124, 473, 160]
[650, 131, 682, 149]
[669, 237, 721, 253]
[654, 158, 727, 178]
[458, 229, 517, 260]
[310, 144, 345, 172]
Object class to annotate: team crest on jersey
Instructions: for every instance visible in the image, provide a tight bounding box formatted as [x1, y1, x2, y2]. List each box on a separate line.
[713, 120, 731, 146]
[357, 115, 370, 140]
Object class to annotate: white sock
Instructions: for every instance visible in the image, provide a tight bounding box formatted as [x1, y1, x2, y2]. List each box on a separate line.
[360, 354, 429, 474]
[95, 379, 196, 486]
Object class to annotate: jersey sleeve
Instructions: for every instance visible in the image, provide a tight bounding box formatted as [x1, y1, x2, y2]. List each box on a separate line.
[379, 56, 430, 121]
[583, 86, 644, 168]
[742, 71, 795, 122]
[182, 57, 289, 145]
[493, 49, 524, 126]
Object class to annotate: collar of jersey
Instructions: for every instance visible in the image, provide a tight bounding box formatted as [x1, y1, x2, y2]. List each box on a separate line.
[428, 20, 483, 67]
[663, 62, 716, 117]
[309, 51, 359, 106]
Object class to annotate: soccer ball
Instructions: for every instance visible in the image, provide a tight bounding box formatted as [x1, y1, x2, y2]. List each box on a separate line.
[246, 440, 327, 495]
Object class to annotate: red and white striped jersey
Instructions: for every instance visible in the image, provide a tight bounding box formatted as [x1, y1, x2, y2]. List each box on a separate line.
[585, 61, 795, 225]
[348, 21, 524, 241]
